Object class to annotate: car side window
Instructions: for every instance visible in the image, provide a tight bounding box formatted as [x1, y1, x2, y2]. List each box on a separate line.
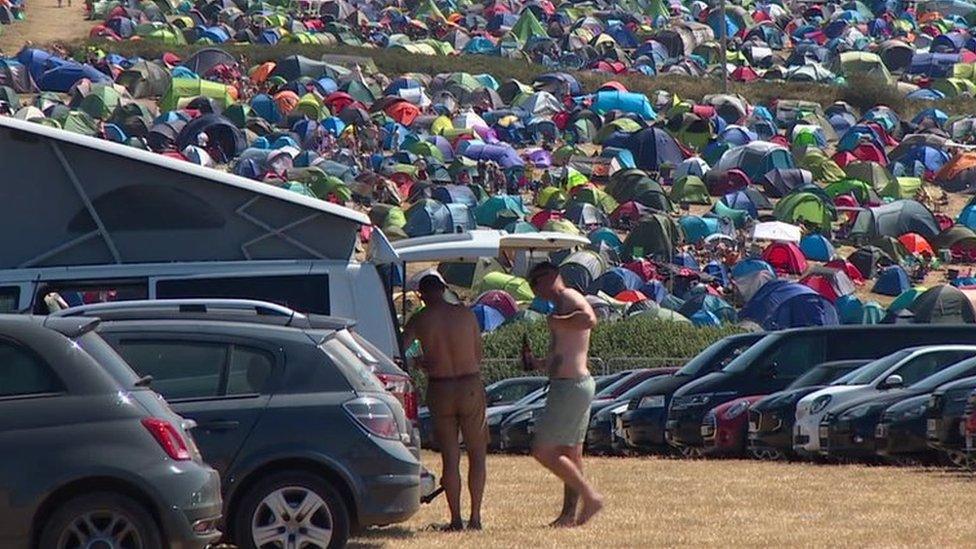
[117, 341, 227, 400]
[766, 335, 825, 378]
[0, 342, 62, 398]
[227, 346, 274, 395]
[895, 351, 974, 386]
[491, 382, 534, 403]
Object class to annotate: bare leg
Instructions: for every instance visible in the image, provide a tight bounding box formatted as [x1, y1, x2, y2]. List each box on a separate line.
[465, 440, 486, 528]
[548, 484, 578, 527]
[532, 444, 603, 527]
[434, 418, 464, 529]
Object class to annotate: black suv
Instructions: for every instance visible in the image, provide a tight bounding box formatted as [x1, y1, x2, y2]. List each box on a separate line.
[58, 300, 421, 548]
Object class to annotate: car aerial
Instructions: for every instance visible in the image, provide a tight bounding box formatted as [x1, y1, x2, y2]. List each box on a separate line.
[586, 368, 679, 455]
[821, 355, 976, 461]
[496, 373, 624, 454]
[0, 315, 222, 549]
[747, 360, 869, 460]
[617, 333, 763, 454]
[418, 376, 546, 450]
[794, 345, 976, 458]
[669, 327, 976, 457]
[57, 299, 423, 549]
[926, 374, 976, 467]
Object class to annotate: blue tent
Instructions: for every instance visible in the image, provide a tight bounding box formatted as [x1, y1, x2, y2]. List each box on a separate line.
[799, 234, 836, 261]
[704, 260, 730, 287]
[958, 204, 976, 229]
[591, 90, 656, 120]
[472, 304, 506, 332]
[731, 259, 775, 279]
[873, 266, 911, 296]
[37, 62, 111, 92]
[589, 227, 623, 252]
[639, 280, 667, 302]
[890, 145, 949, 176]
[679, 216, 721, 243]
[721, 191, 760, 218]
[674, 252, 700, 271]
[446, 203, 476, 232]
[740, 280, 839, 329]
[431, 185, 478, 209]
[588, 267, 643, 296]
[691, 310, 721, 327]
[602, 127, 684, 171]
[836, 295, 885, 324]
[678, 293, 736, 323]
[404, 199, 453, 237]
[251, 94, 281, 124]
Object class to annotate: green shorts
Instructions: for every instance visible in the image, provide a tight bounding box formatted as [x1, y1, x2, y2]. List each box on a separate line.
[533, 375, 595, 447]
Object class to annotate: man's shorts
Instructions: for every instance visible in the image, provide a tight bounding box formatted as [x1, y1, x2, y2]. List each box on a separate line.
[534, 375, 596, 447]
[427, 374, 488, 450]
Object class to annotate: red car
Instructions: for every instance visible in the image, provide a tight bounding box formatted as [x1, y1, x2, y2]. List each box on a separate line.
[701, 395, 766, 456]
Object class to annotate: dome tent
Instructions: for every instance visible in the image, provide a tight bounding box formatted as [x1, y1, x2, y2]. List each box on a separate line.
[739, 280, 839, 330]
[909, 285, 976, 324]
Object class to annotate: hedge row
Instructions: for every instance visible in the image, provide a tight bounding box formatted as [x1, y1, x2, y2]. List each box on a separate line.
[409, 317, 744, 395]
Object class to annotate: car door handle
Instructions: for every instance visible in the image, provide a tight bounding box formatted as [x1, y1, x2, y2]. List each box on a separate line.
[197, 420, 240, 431]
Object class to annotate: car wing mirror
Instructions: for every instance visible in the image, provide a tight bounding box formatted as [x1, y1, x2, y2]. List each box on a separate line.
[882, 374, 903, 389]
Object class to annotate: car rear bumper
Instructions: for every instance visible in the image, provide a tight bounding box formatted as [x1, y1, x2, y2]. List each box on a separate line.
[152, 464, 223, 549]
[359, 472, 421, 526]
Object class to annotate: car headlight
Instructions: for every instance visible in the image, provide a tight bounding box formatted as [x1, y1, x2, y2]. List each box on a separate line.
[809, 395, 832, 415]
[723, 400, 751, 420]
[687, 394, 713, 407]
[639, 395, 666, 408]
[609, 403, 629, 415]
[843, 404, 880, 421]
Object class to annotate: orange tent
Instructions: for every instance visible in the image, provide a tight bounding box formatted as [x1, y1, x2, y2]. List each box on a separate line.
[898, 233, 934, 256]
[615, 290, 647, 303]
[250, 61, 276, 84]
[385, 100, 421, 126]
[935, 151, 976, 182]
[273, 90, 300, 115]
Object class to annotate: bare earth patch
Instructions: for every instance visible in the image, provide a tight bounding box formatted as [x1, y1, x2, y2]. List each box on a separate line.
[350, 452, 976, 548]
[0, 1, 88, 52]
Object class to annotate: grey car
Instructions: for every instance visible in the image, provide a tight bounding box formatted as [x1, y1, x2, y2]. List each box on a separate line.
[0, 315, 222, 549]
[58, 300, 421, 549]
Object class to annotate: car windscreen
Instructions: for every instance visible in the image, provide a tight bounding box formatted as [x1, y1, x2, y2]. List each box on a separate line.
[843, 350, 913, 385]
[721, 334, 781, 374]
[617, 374, 669, 401]
[77, 332, 142, 388]
[789, 364, 858, 389]
[335, 329, 403, 376]
[677, 335, 761, 377]
[319, 337, 386, 393]
[514, 386, 547, 406]
[908, 357, 976, 392]
[595, 371, 640, 398]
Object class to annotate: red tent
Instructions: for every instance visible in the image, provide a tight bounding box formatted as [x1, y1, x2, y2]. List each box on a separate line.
[731, 66, 760, 82]
[385, 100, 421, 126]
[898, 233, 935, 256]
[762, 241, 808, 274]
[623, 259, 657, 281]
[530, 210, 562, 230]
[825, 258, 865, 285]
[610, 201, 651, 228]
[616, 290, 647, 303]
[799, 268, 855, 303]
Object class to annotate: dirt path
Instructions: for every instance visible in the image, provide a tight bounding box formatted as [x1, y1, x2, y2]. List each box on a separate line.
[0, 0, 88, 53]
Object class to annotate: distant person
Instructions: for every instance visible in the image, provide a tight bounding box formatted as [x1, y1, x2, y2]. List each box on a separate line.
[403, 275, 487, 531]
[524, 262, 604, 527]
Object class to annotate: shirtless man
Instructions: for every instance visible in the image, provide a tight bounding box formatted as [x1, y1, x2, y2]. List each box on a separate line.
[403, 275, 487, 531]
[526, 262, 604, 527]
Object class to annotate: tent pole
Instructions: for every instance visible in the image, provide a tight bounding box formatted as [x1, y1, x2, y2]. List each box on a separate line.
[718, 0, 729, 94]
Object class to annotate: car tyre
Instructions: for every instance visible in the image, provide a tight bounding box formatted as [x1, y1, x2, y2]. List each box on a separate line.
[234, 471, 350, 549]
[40, 492, 163, 549]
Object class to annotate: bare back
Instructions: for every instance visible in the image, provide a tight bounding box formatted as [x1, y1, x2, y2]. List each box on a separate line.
[547, 288, 594, 379]
[410, 303, 483, 379]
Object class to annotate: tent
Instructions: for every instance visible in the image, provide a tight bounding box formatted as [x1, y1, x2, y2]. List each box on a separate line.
[588, 267, 643, 296]
[471, 304, 506, 332]
[677, 293, 736, 323]
[591, 90, 656, 120]
[909, 285, 976, 324]
[474, 195, 526, 228]
[714, 141, 794, 180]
[559, 250, 607, 292]
[762, 241, 808, 274]
[799, 234, 836, 261]
[773, 192, 834, 231]
[474, 290, 519, 319]
[622, 213, 681, 261]
[404, 199, 452, 237]
[602, 127, 685, 171]
[161, 78, 234, 111]
[670, 175, 710, 204]
[475, 272, 534, 302]
[759, 168, 813, 198]
[873, 265, 911, 296]
[739, 280, 839, 330]
[849, 200, 940, 241]
[799, 267, 856, 303]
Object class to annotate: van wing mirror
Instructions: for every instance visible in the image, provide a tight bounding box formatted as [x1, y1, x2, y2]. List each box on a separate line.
[882, 374, 903, 389]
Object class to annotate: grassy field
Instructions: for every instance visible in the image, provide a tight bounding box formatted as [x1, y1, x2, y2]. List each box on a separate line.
[350, 452, 976, 548]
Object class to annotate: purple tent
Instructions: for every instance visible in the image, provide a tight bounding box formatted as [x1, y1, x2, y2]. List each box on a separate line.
[461, 142, 525, 168]
[526, 148, 552, 167]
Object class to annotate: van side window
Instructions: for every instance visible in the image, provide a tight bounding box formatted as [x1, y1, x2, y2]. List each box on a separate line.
[0, 342, 63, 397]
[33, 280, 148, 314]
[156, 275, 330, 314]
[764, 335, 825, 379]
[0, 287, 19, 313]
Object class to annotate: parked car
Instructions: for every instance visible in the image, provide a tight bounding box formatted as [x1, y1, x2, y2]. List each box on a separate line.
[586, 368, 679, 454]
[419, 376, 546, 450]
[926, 375, 976, 467]
[487, 386, 549, 452]
[669, 327, 976, 454]
[821, 356, 976, 461]
[875, 394, 937, 464]
[496, 374, 625, 454]
[701, 395, 767, 457]
[795, 345, 976, 457]
[747, 360, 869, 460]
[617, 333, 764, 454]
[58, 300, 422, 548]
[964, 388, 976, 458]
[0, 315, 222, 549]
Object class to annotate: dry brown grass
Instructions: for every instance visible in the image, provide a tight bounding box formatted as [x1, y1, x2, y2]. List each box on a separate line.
[0, 0, 88, 52]
[350, 452, 976, 548]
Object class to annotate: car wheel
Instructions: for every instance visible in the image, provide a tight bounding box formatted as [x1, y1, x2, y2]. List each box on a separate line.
[749, 448, 784, 461]
[234, 471, 350, 549]
[40, 492, 163, 549]
[679, 446, 704, 459]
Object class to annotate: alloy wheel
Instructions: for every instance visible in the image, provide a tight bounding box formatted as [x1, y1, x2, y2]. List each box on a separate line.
[252, 486, 334, 548]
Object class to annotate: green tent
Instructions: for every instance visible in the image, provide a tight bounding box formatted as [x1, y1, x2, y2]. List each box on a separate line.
[475, 272, 534, 302]
[622, 213, 681, 260]
[535, 186, 568, 209]
[161, 78, 234, 111]
[573, 186, 618, 213]
[712, 200, 751, 229]
[286, 167, 351, 202]
[369, 204, 407, 229]
[670, 175, 711, 205]
[438, 258, 504, 288]
[293, 93, 328, 120]
[773, 192, 834, 231]
[844, 160, 898, 193]
[879, 177, 922, 200]
[77, 85, 124, 120]
[824, 178, 875, 204]
[798, 149, 846, 184]
[543, 218, 583, 235]
[505, 8, 549, 46]
[474, 195, 526, 228]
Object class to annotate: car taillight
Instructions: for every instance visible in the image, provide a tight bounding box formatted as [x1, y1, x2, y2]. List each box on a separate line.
[142, 418, 191, 461]
[343, 396, 401, 439]
[377, 373, 418, 421]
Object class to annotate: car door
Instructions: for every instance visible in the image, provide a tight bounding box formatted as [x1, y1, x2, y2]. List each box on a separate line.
[104, 333, 278, 476]
[0, 340, 71, 544]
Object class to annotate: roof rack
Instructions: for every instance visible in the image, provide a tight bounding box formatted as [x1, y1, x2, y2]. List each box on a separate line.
[52, 299, 355, 330]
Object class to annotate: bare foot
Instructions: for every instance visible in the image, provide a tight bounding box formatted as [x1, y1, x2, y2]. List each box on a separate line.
[576, 494, 605, 526]
[548, 515, 576, 528]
